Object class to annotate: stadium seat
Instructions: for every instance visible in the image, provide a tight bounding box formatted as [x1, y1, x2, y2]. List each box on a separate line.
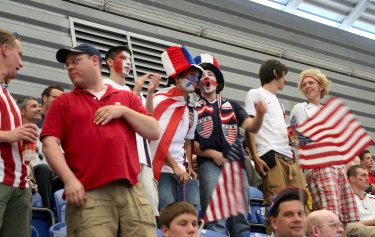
[247, 186, 266, 233]
[32, 225, 40, 237]
[242, 232, 271, 237]
[52, 189, 67, 222]
[248, 187, 265, 224]
[49, 222, 66, 237]
[199, 229, 229, 236]
[32, 207, 56, 237]
[156, 228, 163, 237]
[248, 186, 263, 200]
[255, 208, 266, 225]
[32, 192, 43, 207]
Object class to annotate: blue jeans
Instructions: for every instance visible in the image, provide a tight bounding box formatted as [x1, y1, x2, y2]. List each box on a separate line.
[158, 172, 200, 211]
[199, 160, 250, 237]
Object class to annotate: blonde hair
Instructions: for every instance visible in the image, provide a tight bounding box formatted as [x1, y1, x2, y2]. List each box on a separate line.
[298, 69, 331, 99]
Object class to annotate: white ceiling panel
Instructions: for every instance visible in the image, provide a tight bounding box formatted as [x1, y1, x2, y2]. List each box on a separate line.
[250, 0, 375, 40]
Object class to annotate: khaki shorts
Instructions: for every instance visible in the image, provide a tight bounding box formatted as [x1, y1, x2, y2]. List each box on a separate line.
[262, 154, 306, 234]
[347, 222, 375, 237]
[67, 180, 156, 237]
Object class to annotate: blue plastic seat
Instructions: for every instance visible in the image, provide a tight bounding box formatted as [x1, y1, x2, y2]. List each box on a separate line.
[52, 189, 67, 222]
[255, 208, 266, 225]
[49, 222, 66, 237]
[31, 225, 39, 237]
[156, 228, 163, 237]
[32, 192, 43, 207]
[248, 186, 263, 200]
[32, 207, 56, 237]
[199, 229, 229, 237]
[247, 186, 266, 233]
[242, 232, 271, 237]
[248, 187, 265, 224]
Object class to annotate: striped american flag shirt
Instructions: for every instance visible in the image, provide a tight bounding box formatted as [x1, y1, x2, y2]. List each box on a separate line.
[0, 87, 30, 188]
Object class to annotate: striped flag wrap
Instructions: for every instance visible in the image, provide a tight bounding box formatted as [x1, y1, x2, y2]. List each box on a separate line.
[294, 97, 374, 169]
[203, 134, 247, 222]
[150, 86, 188, 180]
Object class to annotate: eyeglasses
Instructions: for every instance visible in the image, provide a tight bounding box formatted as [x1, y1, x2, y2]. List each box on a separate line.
[65, 54, 90, 69]
[317, 220, 344, 230]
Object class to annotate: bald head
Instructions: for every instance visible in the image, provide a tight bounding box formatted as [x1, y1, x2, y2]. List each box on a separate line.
[306, 210, 344, 237]
[307, 210, 333, 230]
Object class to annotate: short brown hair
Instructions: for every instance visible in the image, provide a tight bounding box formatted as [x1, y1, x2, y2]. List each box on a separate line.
[160, 202, 198, 228]
[359, 150, 371, 161]
[347, 164, 367, 178]
[259, 59, 288, 86]
[0, 29, 18, 48]
[41, 85, 64, 105]
[105, 46, 132, 71]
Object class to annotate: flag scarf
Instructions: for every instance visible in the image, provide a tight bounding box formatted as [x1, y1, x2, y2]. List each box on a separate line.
[294, 97, 373, 169]
[203, 135, 247, 222]
[150, 86, 187, 180]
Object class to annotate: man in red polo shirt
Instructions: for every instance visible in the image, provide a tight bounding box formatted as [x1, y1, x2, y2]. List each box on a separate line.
[41, 43, 160, 237]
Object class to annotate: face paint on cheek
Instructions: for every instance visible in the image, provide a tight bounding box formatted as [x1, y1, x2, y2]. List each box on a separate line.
[114, 53, 124, 75]
[199, 78, 217, 93]
[180, 75, 198, 93]
[113, 51, 131, 76]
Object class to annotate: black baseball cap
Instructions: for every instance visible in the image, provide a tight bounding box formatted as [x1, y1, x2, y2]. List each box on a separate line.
[56, 43, 102, 64]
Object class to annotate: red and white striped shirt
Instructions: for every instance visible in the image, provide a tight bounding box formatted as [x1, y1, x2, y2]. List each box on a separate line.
[0, 87, 29, 188]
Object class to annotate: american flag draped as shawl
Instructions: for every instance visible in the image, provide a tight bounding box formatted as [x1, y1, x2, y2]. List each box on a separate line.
[149, 86, 189, 180]
[203, 134, 247, 222]
[291, 97, 373, 169]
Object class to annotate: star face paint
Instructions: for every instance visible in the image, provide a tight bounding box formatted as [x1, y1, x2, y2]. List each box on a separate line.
[113, 51, 131, 77]
[179, 68, 199, 93]
[199, 70, 217, 94]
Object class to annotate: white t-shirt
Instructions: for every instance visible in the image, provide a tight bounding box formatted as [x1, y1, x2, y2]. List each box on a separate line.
[244, 87, 292, 158]
[103, 78, 152, 166]
[355, 193, 375, 221]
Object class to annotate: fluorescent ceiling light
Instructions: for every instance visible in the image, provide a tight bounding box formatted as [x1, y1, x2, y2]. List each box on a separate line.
[105, 2, 203, 35]
[205, 29, 284, 56]
[284, 50, 353, 74]
[352, 68, 375, 82]
[68, 0, 105, 9]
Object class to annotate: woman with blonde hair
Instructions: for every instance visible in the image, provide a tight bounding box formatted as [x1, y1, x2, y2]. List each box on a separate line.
[290, 68, 360, 226]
